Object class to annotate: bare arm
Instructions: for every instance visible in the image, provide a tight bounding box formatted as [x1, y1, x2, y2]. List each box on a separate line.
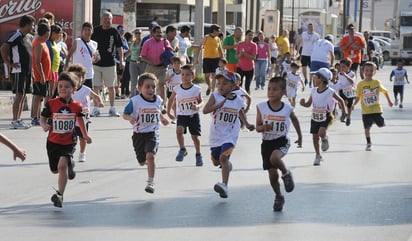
[299, 95, 312, 108]
[64, 39, 77, 69]
[167, 91, 177, 119]
[239, 109, 255, 131]
[34, 44, 46, 84]
[290, 111, 302, 147]
[203, 94, 223, 114]
[90, 90, 104, 107]
[0, 133, 26, 161]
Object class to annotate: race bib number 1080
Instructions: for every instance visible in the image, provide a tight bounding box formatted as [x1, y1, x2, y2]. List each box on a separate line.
[52, 113, 76, 134]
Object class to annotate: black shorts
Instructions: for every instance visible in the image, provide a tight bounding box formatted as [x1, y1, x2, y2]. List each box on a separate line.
[176, 113, 201, 136]
[84, 78, 93, 89]
[132, 132, 158, 164]
[301, 55, 311, 67]
[339, 90, 355, 108]
[362, 113, 385, 129]
[270, 56, 277, 64]
[261, 137, 290, 170]
[11, 72, 32, 94]
[393, 85, 404, 96]
[310, 112, 333, 134]
[33, 81, 50, 97]
[46, 141, 75, 173]
[203, 58, 220, 73]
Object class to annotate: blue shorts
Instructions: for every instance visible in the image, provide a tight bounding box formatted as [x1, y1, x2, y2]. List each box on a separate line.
[310, 61, 330, 72]
[210, 143, 234, 166]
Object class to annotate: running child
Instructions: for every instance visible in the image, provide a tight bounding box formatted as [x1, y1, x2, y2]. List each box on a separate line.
[203, 70, 255, 198]
[353, 62, 393, 151]
[256, 76, 302, 212]
[216, 57, 228, 75]
[233, 72, 251, 113]
[285, 62, 305, 107]
[68, 64, 104, 162]
[389, 60, 409, 108]
[123, 73, 169, 193]
[40, 72, 92, 208]
[300, 68, 346, 165]
[166, 64, 204, 166]
[280, 52, 293, 78]
[165, 56, 183, 121]
[337, 58, 357, 126]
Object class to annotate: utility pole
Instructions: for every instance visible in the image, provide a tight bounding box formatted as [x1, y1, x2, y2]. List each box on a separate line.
[359, 0, 363, 32]
[343, 0, 347, 35]
[218, 0, 226, 36]
[277, 0, 283, 33]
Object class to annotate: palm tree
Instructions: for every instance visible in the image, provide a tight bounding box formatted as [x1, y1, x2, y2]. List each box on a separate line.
[123, 0, 136, 31]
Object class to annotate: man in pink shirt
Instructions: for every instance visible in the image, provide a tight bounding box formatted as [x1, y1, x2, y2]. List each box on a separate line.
[140, 25, 173, 109]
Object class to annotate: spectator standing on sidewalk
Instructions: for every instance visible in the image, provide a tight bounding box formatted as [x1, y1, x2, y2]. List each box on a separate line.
[129, 28, 146, 97]
[223, 27, 243, 72]
[0, 15, 35, 129]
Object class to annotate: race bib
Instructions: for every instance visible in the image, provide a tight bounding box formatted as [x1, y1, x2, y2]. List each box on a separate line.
[342, 87, 356, 98]
[217, 108, 238, 125]
[264, 115, 287, 136]
[139, 108, 160, 127]
[179, 97, 198, 113]
[312, 108, 327, 122]
[362, 92, 378, 106]
[167, 82, 179, 92]
[287, 81, 296, 89]
[52, 113, 76, 134]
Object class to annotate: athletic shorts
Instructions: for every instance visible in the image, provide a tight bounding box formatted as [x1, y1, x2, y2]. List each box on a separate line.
[393, 85, 404, 96]
[33, 81, 50, 97]
[176, 113, 201, 136]
[351, 63, 360, 72]
[310, 112, 333, 134]
[261, 137, 290, 170]
[203, 58, 220, 73]
[362, 113, 385, 129]
[210, 143, 234, 166]
[84, 79, 93, 89]
[270, 56, 277, 65]
[132, 132, 158, 164]
[339, 90, 355, 108]
[310, 61, 330, 72]
[11, 72, 32, 94]
[46, 141, 75, 173]
[93, 65, 116, 87]
[301, 55, 311, 67]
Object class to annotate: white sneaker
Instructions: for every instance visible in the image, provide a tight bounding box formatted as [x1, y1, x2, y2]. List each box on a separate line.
[10, 120, 31, 129]
[321, 137, 329, 152]
[365, 143, 372, 151]
[109, 107, 120, 117]
[90, 108, 101, 117]
[214, 182, 228, 198]
[313, 154, 323, 166]
[79, 153, 86, 162]
[145, 182, 155, 193]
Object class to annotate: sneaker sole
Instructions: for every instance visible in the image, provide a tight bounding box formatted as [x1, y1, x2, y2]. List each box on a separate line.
[214, 184, 228, 198]
[51, 194, 63, 208]
[145, 187, 154, 193]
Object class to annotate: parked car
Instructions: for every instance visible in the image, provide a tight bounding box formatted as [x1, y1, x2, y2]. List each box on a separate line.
[373, 37, 391, 61]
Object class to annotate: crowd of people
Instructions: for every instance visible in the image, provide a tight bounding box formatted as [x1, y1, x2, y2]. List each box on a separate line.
[0, 12, 407, 212]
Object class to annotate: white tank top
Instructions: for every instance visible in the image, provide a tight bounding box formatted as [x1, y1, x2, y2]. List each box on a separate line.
[129, 94, 163, 134]
[72, 38, 98, 79]
[166, 68, 182, 92]
[173, 84, 202, 116]
[337, 70, 357, 98]
[209, 93, 244, 147]
[257, 101, 293, 140]
[311, 87, 335, 122]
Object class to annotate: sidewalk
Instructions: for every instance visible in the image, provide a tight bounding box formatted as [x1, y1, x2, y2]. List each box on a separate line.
[0, 91, 32, 117]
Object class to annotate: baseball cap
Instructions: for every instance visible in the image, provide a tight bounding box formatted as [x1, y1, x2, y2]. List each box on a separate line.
[325, 34, 334, 42]
[311, 68, 332, 82]
[215, 70, 237, 83]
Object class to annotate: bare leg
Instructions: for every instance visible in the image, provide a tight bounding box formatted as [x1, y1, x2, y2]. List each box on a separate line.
[57, 156, 69, 194]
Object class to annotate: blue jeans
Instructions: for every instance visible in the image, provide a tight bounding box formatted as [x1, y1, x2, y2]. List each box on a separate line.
[255, 59, 268, 88]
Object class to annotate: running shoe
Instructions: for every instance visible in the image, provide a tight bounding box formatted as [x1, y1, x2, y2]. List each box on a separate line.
[273, 195, 285, 212]
[345, 118, 351, 126]
[68, 160, 76, 180]
[51, 192, 63, 208]
[365, 143, 372, 151]
[79, 153, 86, 162]
[281, 170, 295, 192]
[90, 108, 101, 117]
[313, 154, 323, 166]
[399, 104, 403, 108]
[321, 137, 329, 152]
[31, 118, 40, 126]
[145, 182, 155, 193]
[195, 154, 203, 166]
[10, 120, 31, 129]
[214, 182, 228, 198]
[176, 148, 188, 162]
[109, 107, 120, 117]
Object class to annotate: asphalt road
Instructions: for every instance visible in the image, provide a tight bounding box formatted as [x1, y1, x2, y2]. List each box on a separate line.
[1, 64, 411, 241]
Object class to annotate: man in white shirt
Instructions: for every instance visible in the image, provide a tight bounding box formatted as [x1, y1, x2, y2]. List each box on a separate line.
[297, 23, 320, 87]
[310, 34, 335, 72]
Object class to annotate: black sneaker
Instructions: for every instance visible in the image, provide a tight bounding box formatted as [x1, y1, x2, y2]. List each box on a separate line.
[68, 160, 76, 180]
[273, 195, 285, 212]
[281, 170, 295, 192]
[51, 192, 63, 208]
